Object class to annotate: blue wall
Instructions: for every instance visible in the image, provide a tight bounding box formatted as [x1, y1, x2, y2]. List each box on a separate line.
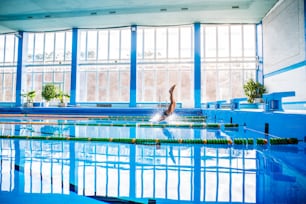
[202, 109, 306, 140]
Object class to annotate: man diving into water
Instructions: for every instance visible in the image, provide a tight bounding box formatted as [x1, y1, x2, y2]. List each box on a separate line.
[158, 84, 176, 122]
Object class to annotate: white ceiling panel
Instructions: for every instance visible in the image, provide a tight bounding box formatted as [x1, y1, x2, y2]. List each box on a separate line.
[0, 0, 279, 33]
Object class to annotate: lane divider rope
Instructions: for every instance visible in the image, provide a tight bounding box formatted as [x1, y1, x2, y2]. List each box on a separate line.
[0, 135, 298, 145]
[0, 121, 239, 129]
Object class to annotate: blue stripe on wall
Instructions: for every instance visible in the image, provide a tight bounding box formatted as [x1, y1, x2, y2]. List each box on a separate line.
[256, 23, 263, 84]
[15, 31, 24, 107]
[130, 25, 137, 107]
[194, 23, 201, 108]
[70, 28, 78, 105]
[264, 60, 306, 78]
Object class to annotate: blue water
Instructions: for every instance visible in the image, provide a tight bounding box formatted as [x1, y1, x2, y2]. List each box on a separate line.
[0, 117, 306, 204]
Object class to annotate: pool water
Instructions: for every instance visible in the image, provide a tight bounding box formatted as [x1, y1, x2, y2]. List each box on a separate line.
[0, 115, 306, 204]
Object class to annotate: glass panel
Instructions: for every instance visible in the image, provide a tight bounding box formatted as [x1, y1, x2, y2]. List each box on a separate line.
[218, 26, 229, 58]
[25, 66, 71, 102]
[0, 35, 4, 63]
[143, 29, 154, 59]
[77, 65, 130, 102]
[168, 27, 179, 58]
[4, 35, 16, 63]
[0, 34, 17, 102]
[120, 29, 130, 60]
[205, 69, 217, 102]
[137, 26, 194, 107]
[201, 24, 256, 102]
[137, 29, 143, 59]
[65, 31, 72, 61]
[244, 25, 256, 57]
[34, 33, 44, 62]
[79, 31, 87, 61]
[27, 33, 34, 62]
[109, 30, 120, 60]
[156, 28, 167, 59]
[231, 25, 242, 57]
[231, 70, 244, 98]
[55, 32, 65, 62]
[77, 28, 130, 103]
[204, 26, 217, 58]
[98, 30, 109, 61]
[219, 70, 231, 100]
[87, 31, 97, 60]
[44, 32, 55, 62]
[180, 26, 192, 58]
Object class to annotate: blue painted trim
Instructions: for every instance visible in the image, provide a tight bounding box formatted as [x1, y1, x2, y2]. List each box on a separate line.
[70, 28, 78, 105]
[15, 31, 24, 107]
[264, 60, 306, 78]
[130, 25, 137, 107]
[283, 100, 306, 104]
[194, 23, 201, 108]
[256, 23, 264, 84]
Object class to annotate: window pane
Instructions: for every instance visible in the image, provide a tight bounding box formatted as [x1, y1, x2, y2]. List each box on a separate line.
[231, 70, 243, 98]
[27, 34, 34, 62]
[98, 30, 109, 61]
[65, 31, 72, 61]
[201, 24, 256, 102]
[120, 29, 131, 60]
[79, 31, 87, 61]
[120, 29, 130, 60]
[5, 35, 16, 63]
[137, 26, 194, 107]
[34, 33, 44, 62]
[204, 26, 217, 58]
[231, 25, 242, 57]
[143, 29, 154, 59]
[77, 28, 130, 102]
[218, 26, 229, 57]
[156, 28, 167, 59]
[0, 35, 4, 63]
[219, 70, 231, 100]
[109, 30, 120, 60]
[24, 31, 71, 101]
[168, 27, 179, 58]
[87, 31, 97, 60]
[55, 32, 65, 62]
[44, 33, 55, 62]
[180, 26, 192, 58]
[244, 25, 256, 57]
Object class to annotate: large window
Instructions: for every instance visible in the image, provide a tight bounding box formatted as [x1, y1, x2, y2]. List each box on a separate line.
[25, 31, 72, 102]
[0, 34, 18, 102]
[77, 28, 130, 102]
[137, 26, 194, 107]
[201, 24, 256, 102]
[0, 23, 258, 107]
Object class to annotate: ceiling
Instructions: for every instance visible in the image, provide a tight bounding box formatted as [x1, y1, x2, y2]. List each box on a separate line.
[0, 0, 279, 34]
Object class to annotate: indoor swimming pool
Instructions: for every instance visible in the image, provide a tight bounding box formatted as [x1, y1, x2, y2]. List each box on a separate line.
[0, 114, 305, 204]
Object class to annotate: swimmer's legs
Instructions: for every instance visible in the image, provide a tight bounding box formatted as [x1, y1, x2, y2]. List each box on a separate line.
[166, 84, 176, 114]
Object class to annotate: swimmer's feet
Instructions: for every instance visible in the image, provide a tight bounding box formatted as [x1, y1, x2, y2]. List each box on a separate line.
[169, 84, 176, 94]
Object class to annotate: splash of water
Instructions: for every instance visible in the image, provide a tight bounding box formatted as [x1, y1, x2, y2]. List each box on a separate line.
[149, 112, 179, 123]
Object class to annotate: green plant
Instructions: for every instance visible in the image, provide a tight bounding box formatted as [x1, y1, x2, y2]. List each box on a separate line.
[243, 79, 266, 103]
[56, 90, 70, 103]
[41, 84, 57, 102]
[21, 90, 36, 103]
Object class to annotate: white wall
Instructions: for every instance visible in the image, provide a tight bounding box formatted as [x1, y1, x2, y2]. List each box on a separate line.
[262, 0, 306, 102]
